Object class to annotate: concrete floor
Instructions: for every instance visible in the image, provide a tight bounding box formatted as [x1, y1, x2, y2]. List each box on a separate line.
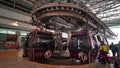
[0, 49, 115, 68]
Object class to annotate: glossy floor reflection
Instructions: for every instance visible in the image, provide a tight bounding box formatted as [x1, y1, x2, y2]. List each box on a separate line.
[0, 49, 114, 68]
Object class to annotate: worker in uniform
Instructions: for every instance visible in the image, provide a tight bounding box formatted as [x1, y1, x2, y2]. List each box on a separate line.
[99, 41, 110, 64]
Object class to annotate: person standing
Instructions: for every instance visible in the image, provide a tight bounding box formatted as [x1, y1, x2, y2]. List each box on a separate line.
[116, 41, 120, 59]
[99, 41, 110, 64]
[114, 41, 120, 68]
[110, 42, 117, 57]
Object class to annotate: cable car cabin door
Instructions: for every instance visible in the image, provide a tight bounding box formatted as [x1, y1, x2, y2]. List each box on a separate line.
[69, 31, 91, 64]
[28, 31, 36, 61]
[23, 32, 33, 57]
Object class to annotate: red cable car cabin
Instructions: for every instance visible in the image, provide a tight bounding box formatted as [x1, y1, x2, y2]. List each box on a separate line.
[23, 29, 55, 61]
[69, 31, 91, 64]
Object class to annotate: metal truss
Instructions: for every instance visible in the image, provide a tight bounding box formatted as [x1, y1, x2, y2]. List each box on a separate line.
[0, 0, 120, 27]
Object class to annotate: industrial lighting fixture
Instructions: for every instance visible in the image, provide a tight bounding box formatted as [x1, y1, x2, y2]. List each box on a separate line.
[12, 21, 18, 26]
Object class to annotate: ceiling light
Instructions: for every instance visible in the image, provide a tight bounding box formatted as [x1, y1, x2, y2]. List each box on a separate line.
[12, 21, 18, 26]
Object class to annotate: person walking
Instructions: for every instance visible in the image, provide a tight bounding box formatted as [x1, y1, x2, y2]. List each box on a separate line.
[110, 42, 117, 57]
[114, 41, 120, 68]
[99, 41, 110, 64]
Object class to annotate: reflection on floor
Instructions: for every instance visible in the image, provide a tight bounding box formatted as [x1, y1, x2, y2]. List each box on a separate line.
[0, 49, 114, 68]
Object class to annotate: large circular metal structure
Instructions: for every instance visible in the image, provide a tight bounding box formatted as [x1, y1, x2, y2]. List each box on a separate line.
[32, 2, 99, 31]
[31, 1, 115, 36]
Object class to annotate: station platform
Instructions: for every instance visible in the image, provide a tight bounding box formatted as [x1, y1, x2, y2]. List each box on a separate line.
[0, 49, 114, 68]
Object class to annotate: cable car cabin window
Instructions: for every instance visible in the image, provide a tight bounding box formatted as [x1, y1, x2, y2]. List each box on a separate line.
[97, 35, 101, 42]
[92, 35, 99, 52]
[69, 34, 90, 52]
[36, 35, 53, 43]
[33, 32, 55, 50]
[62, 39, 67, 50]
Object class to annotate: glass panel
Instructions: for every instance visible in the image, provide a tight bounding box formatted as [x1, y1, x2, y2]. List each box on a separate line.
[21, 31, 28, 35]
[69, 33, 90, 51]
[0, 33, 7, 41]
[33, 32, 55, 50]
[0, 28, 7, 34]
[8, 29, 16, 34]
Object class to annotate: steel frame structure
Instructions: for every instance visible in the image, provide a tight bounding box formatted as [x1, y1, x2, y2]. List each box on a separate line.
[0, 0, 120, 27]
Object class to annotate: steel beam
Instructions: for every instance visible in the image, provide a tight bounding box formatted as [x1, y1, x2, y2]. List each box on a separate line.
[95, 3, 120, 14]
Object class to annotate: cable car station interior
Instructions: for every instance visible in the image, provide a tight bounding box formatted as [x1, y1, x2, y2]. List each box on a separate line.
[0, 0, 120, 68]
